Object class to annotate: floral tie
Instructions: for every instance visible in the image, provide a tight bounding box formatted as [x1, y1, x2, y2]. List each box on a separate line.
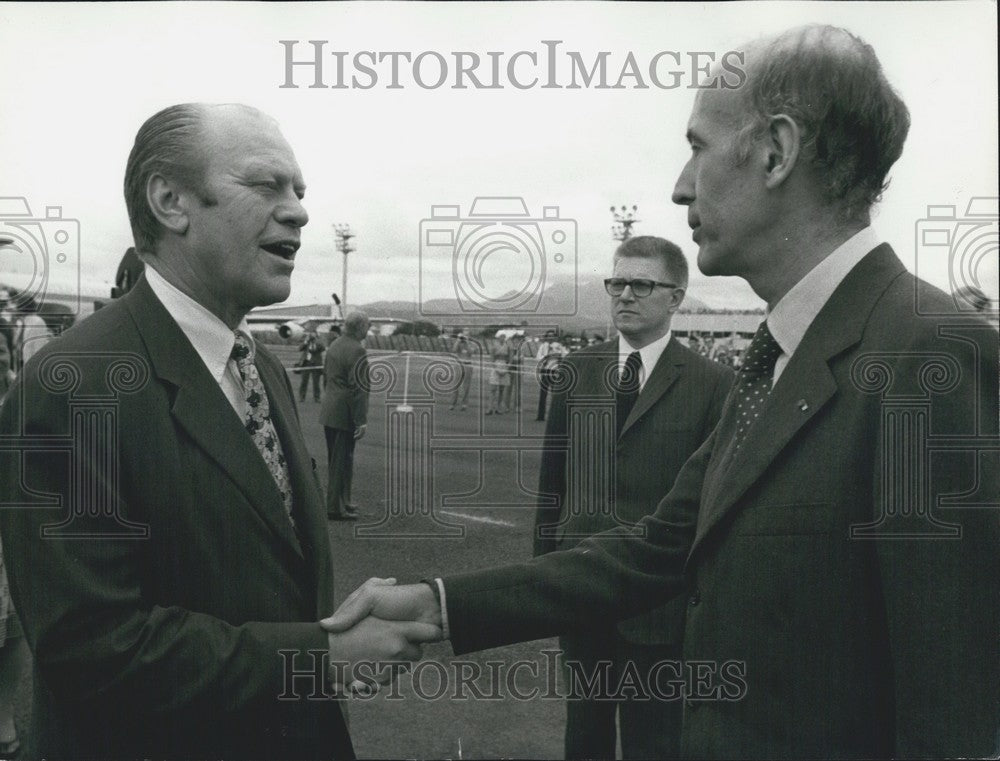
[231, 332, 295, 527]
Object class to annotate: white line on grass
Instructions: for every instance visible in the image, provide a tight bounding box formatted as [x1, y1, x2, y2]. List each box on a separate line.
[438, 510, 516, 528]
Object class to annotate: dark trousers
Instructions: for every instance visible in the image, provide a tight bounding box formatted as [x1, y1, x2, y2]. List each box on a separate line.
[560, 633, 683, 760]
[451, 363, 472, 407]
[324, 426, 356, 515]
[536, 368, 557, 420]
[298, 369, 322, 401]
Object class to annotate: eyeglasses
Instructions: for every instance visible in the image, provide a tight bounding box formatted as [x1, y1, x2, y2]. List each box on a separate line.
[604, 278, 679, 298]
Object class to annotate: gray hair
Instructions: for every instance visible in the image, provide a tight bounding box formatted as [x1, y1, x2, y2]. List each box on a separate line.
[614, 235, 689, 289]
[123, 103, 211, 253]
[732, 25, 910, 221]
[123, 103, 267, 253]
[344, 311, 370, 340]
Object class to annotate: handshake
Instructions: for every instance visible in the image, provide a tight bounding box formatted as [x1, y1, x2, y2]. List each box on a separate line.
[320, 578, 444, 692]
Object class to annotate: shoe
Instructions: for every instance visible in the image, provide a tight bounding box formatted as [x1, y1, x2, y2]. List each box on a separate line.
[327, 511, 358, 521]
[535, 416, 545, 422]
[461, 405, 467, 411]
[449, 405, 455, 410]
[485, 410, 493, 415]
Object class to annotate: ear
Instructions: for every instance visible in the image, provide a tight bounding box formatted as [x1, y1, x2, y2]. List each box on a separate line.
[764, 114, 801, 190]
[668, 286, 687, 312]
[146, 173, 191, 236]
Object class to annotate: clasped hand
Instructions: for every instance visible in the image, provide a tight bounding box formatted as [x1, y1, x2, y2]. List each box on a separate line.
[321, 577, 443, 692]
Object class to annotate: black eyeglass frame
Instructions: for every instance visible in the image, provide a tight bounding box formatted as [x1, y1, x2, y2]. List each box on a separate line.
[603, 278, 681, 298]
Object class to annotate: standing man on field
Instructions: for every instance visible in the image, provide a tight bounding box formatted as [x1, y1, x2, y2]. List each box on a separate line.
[320, 310, 371, 520]
[535, 235, 732, 759]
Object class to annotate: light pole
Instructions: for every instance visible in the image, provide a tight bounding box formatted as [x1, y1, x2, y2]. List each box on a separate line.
[333, 224, 355, 313]
[610, 204, 640, 242]
[608, 205, 640, 338]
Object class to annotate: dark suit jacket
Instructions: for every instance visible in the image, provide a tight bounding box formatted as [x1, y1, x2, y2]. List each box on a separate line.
[0, 277, 353, 759]
[442, 245, 1000, 759]
[533, 337, 732, 644]
[319, 336, 368, 431]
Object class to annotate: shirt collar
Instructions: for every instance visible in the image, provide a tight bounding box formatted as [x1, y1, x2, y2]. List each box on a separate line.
[767, 226, 880, 358]
[144, 265, 252, 382]
[620, 329, 672, 375]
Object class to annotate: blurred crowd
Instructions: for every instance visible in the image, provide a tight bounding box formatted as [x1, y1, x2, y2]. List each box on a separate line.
[0, 288, 60, 406]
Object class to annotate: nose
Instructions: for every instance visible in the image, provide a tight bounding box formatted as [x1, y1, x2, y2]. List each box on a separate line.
[672, 158, 694, 206]
[618, 284, 636, 302]
[277, 192, 309, 228]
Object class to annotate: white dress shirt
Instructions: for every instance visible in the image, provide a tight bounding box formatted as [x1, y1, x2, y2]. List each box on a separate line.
[618, 330, 672, 392]
[144, 266, 253, 419]
[767, 226, 880, 384]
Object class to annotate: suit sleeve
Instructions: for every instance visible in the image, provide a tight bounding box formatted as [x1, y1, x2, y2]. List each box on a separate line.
[875, 325, 1000, 757]
[445, 426, 712, 654]
[0, 369, 329, 723]
[532, 358, 571, 557]
[350, 348, 369, 427]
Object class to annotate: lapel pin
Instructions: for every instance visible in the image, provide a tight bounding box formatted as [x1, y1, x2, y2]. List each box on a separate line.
[797, 399, 809, 412]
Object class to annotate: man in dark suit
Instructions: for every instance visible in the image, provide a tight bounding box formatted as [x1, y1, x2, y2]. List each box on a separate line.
[298, 329, 326, 403]
[534, 235, 732, 759]
[320, 310, 370, 520]
[327, 25, 999, 759]
[0, 103, 436, 759]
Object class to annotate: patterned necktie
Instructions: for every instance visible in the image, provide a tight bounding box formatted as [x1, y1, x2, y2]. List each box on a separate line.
[731, 320, 782, 450]
[231, 332, 295, 526]
[615, 351, 642, 435]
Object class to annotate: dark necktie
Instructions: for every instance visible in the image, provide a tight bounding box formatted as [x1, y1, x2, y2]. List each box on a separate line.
[731, 320, 782, 450]
[231, 332, 295, 526]
[615, 350, 642, 435]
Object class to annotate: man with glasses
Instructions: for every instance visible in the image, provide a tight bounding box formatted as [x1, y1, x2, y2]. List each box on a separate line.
[533, 235, 733, 759]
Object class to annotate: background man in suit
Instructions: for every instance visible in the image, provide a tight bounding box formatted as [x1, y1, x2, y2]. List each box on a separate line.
[533, 330, 568, 422]
[534, 235, 732, 759]
[297, 328, 326, 403]
[0, 103, 437, 759]
[320, 310, 370, 520]
[328, 25, 999, 759]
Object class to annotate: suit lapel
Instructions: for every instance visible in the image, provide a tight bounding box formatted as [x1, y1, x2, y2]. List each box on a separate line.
[620, 338, 684, 438]
[124, 278, 304, 559]
[691, 244, 907, 552]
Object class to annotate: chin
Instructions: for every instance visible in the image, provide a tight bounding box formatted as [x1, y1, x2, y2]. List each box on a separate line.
[696, 246, 733, 278]
[255, 281, 292, 307]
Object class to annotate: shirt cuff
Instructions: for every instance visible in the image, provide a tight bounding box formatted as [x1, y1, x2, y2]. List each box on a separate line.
[434, 578, 450, 640]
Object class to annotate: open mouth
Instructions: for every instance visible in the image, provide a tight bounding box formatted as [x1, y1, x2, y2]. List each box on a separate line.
[260, 241, 299, 260]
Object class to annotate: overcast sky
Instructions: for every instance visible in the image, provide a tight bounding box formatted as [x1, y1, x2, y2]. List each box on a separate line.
[2, 1, 997, 313]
